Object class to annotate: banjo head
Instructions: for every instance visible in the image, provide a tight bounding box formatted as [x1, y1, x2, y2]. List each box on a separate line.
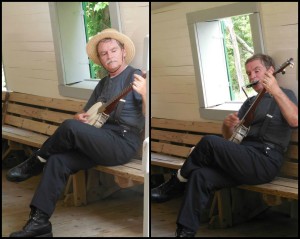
[86, 102, 103, 125]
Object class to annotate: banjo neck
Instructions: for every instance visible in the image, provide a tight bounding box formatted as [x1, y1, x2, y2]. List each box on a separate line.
[98, 83, 133, 114]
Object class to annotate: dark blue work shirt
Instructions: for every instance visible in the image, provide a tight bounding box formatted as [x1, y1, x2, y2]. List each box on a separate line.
[84, 66, 145, 131]
[238, 88, 298, 150]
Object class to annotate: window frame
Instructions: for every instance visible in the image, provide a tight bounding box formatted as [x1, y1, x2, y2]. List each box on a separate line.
[48, 2, 121, 100]
[186, 2, 265, 120]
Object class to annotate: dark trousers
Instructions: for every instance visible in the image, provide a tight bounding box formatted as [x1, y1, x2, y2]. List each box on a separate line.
[30, 119, 141, 216]
[176, 135, 283, 231]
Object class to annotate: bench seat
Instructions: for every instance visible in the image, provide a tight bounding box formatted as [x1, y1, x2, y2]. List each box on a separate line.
[239, 177, 298, 200]
[95, 159, 144, 184]
[151, 152, 184, 169]
[2, 125, 48, 148]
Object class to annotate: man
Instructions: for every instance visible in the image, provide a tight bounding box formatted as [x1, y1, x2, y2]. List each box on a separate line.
[151, 54, 298, 237]
[7, 28, 146, 237]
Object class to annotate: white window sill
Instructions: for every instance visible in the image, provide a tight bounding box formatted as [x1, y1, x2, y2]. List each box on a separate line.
[200, 102, 242, 121]
[58, 79, 100, 100]
[68, 79, 99, 90]
[208, 102, 242, 111]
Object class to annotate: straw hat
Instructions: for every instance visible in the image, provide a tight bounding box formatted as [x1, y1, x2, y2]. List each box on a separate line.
[86, 28, 135, 66]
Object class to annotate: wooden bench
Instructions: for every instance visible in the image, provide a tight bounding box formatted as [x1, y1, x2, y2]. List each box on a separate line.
[2, 91, 145, 207]
[151, 117, 298, 227]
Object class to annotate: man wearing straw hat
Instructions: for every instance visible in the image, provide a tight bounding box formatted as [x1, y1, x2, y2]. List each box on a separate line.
[7, 28, 146, 237]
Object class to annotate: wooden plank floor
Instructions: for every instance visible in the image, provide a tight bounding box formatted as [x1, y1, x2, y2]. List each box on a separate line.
[151, 195, 298, 237]
[2, 169, 143, 237]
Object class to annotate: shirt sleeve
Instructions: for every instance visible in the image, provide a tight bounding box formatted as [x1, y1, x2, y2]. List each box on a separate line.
[131, 69, 143, 101]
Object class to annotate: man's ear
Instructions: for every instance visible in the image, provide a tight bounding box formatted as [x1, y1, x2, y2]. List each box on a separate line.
[122, 48, 126, 60]
[268, 66, 275, 74]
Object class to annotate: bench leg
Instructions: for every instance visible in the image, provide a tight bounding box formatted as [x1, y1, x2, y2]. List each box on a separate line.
[2, 147, 12, 161]
[86, 170, 120, 202]
[63, 171, 87, 206]
[209, 189, 233, 228]
[231, 188, 269, 224]
[114, 176, 142, 188]
[209, 188, 269, 228]
[290, 200, 298, 219]
[2, 140, 34, 161]
[72, 170, 87, 206]
[2, 141, 23, 160]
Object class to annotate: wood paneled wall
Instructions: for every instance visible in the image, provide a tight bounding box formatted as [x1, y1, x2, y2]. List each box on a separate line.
[151, 2, 298, 121]
[2, 2, 149, 99]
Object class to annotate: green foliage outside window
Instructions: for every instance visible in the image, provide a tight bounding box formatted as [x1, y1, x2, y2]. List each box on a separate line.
[223, 15, 255, 101]
[83, 2, 111, 79]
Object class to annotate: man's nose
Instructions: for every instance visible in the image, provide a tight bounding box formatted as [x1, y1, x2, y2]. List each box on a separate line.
[107, 51, 113, 58]
[249, 72, 256, 79]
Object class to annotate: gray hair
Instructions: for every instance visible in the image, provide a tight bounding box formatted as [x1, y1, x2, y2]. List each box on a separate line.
[245, 53, 275, 70]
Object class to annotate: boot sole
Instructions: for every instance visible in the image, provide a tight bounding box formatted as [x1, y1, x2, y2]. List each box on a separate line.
[36, 232, 53, 237]
[6, 171, 42, 183]
[6, 175, 33, 183]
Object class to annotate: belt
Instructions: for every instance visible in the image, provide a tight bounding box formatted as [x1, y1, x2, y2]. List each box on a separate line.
[104, 123, 141, 135]
[263, 142, 285, 154]
[120, 124, 142, 135]
[243, 138, 284, 154]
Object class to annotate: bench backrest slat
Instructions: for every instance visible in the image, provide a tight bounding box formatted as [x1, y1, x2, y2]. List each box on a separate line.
[280, 130, 298, 179]
[151, 118, 222, 159]
[280, 161, 298, 178]
[9, 92, 85, 112]
[285, 144, 298, 160]
[7, 103, 75, 124]
[290, 130, 298, 142]
[5, 114, 58, 136]
[4, 92, 85, 137]
[152, 141, 190, 158]
[151, 117, 223, 134]
[2, 92, 6, 101]
[152, 129, 203, 145]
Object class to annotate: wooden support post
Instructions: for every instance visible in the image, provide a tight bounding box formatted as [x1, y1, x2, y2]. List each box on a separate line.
[72, 171, 87, 206]
[209, 189, 233, 228]
[290, 200, 298, 219]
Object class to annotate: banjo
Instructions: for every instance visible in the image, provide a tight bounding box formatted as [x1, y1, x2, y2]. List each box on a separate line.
[86, 83, 133, 128]
[229, 58, 294, 144]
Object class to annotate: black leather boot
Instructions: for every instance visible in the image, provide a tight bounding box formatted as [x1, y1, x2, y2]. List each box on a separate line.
[151, 172, 185, 203]
[151, 173, 165, 189]
[6, 152, 45, 182]
[9, 207, 53, 237]
[175, 224, 196, 237]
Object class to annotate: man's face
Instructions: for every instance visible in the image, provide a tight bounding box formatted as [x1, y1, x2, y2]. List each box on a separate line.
[97, 39, 126, 73]
[245, 59, 270, 92]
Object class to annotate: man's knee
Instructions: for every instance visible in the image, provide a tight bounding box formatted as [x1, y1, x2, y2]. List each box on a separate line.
[58, 119, 84, 136]
[201, 135, 220, 145]
[61, 119, 80, 129]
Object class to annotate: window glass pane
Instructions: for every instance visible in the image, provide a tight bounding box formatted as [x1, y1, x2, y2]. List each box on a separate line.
[222, 15, 256, 102]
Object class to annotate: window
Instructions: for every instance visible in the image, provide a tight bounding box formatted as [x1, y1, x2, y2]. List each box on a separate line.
[2, 64, 7, 91]
[82, 2, 111, 79]
[48, 2, 120, 100]
[186, 2, 265, 120]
